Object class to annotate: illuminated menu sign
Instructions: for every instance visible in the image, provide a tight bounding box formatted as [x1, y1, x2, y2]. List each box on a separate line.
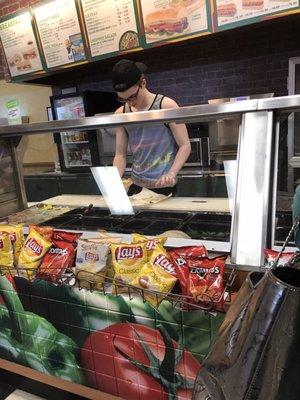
[0, 11, 43, 77]
[80, 0, 140, 59]
[140, 0, 210, 45]
[215, 0, 299, 29]
[33, 0, 86, 69]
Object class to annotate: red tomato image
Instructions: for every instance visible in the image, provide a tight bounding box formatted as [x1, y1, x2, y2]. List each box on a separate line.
[81, 323, 201, 400]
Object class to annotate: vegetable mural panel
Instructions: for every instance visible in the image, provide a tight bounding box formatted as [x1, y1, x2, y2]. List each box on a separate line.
[0, 275, 224, 399]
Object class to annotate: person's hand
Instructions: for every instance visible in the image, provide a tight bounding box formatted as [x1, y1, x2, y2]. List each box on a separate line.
[122, 178, 133, 192]
[155, 172, 176, 188]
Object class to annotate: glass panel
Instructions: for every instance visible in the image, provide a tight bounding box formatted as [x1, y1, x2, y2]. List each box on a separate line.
[0, 141, 16, 195]
[42, 115, 240, 250]
[53, 96, 85, 119]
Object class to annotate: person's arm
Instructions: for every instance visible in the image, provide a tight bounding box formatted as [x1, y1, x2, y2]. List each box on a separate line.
[155, 97, 191, 188]
[113, 107, 128, 178]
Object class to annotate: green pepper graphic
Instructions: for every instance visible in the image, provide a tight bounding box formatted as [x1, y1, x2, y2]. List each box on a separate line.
[0, 276, 84, 384]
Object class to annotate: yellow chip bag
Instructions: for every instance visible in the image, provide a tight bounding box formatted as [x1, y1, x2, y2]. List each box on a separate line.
[18, 230, 52, 279]
[0, 225, 24, 264]
[131, 244, 177, 308]
[111, 242, 147, 286]
[132, 233, 166, 258]
[0, 233, 14, 270]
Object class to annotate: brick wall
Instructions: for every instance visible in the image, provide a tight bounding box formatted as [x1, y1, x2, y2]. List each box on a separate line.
[0, 0, 299, 104]
[50, 14, 300, 105]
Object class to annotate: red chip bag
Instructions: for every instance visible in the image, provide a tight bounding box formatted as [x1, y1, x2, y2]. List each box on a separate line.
[187, 255, 227, 312]
[168, 245, 208, 295]
[264, 249, 295, 268]
[37, 240, 75, 283]
[52, 230, 81, 248]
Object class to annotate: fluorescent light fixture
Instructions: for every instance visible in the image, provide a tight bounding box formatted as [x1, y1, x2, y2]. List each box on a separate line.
[91, 166, 134, 215]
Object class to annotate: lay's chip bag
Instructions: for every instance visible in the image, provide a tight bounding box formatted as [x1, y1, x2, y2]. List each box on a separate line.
[18, 230, 52, 279]
[0, 232, 14, 271]
[0, 225, 24, 264]
[111, 242, 147, 287]
[132, 233, 166, 259]
[131, 243, 177, 308]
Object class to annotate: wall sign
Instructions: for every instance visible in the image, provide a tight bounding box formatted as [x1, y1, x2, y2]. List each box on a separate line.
[80, 0, 140, 59]
[215, 0, 300, 30]
[0, 11, 43, 78]
[33, 0, 87, 69]
[139, 0, 211, 46]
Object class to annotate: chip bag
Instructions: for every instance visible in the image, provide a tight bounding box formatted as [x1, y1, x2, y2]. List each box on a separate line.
[29, 225, 53, 241]
[52, 230, 81, 248]
[111, 242, 147, 287]
[131, 244, 177, 308]
[264, 249, 295, 268]
[37, 240, 75, 284]
[168, 245, 208, 295]
[18, 230, 52, 279]
[132, 233, 166, 258]
[0, 224, 24, 264]
[75, 239, 110, 290]
[0, 232, 14, 271]
[187, 255, 227, 311]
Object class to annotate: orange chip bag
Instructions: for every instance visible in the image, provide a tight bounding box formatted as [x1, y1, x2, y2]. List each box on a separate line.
[132, 233, 166, 258]
[131, 244, 177, 308]
[29, 225, 53, 241]
[0, 225, 24, 263]
[18, 230, 52, 279]
[111, 242, 147, 286]
[0, 233, 14, 270]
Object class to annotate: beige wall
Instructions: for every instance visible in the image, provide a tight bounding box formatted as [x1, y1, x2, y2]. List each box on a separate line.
[0, 80, 57, 172]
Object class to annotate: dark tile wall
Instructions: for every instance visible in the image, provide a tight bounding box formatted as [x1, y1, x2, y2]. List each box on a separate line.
[48, 14, 300, 105]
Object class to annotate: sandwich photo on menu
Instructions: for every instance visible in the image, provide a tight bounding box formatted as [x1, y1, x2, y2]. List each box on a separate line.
[144, 6, 189, 39]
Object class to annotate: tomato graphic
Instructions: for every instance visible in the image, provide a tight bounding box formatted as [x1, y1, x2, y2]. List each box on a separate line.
[81, 323, 201, 400]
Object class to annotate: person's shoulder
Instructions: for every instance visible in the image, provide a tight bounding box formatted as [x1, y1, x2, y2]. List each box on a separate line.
[115, 105, 124, 114]
[160, 96, 179, 110]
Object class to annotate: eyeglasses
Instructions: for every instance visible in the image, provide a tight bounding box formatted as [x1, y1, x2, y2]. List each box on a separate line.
[118, 85, 140, 103]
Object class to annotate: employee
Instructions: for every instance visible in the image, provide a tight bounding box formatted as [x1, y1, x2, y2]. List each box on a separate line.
[112, 59, 191, 196]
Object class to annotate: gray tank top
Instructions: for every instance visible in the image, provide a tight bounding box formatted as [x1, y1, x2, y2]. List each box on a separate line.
[124, 94, 177, 188]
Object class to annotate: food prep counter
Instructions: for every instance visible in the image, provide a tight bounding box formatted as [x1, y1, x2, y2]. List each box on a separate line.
[1, 96, 300, 400]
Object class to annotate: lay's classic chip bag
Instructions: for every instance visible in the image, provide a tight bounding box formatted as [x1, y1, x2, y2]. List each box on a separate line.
[131, 244, 177, 308]
[18, 230, 52, 279]
[132, 233, 166, 258]
[0, 232, 14, 271]
[111, 242, 147, 286]
[0, 225, 24, 264]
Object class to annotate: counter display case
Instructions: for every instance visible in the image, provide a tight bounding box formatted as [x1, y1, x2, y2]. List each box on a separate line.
[1, 96, 300, 400]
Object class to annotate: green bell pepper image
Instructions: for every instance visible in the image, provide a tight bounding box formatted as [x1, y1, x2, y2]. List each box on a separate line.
[0, 275, 84, 384]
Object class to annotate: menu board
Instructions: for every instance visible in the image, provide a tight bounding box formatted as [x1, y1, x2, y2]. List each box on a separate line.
[80, 0, 140, 59]
[140, 0, 209, 45]
[0, 11, 43, 77]
[33, 0, 86, 69]
[215, 0, 300, 29]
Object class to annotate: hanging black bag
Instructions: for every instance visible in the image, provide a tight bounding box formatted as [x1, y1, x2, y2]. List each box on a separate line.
[193, 221, 300, 400]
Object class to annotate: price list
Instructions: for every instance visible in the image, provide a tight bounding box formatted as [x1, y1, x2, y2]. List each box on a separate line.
[80, 0, 139, 58]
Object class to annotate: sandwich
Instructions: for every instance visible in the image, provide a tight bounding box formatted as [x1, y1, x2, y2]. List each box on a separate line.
[217, 3, 237, 17]
[171, 0, 205, 14]
[242, 0, 264, 10]
[145, 7, 189, 37]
